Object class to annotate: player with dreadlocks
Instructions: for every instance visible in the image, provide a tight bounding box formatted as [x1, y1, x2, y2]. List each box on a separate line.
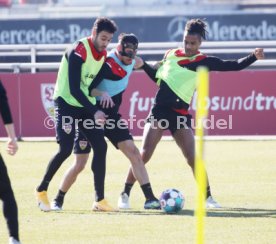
[117, 18, 264, 209]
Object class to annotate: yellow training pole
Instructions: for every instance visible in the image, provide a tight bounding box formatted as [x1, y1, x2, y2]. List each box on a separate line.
[195, 67, 209, 244]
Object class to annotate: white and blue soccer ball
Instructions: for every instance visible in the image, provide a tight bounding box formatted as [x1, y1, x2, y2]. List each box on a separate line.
[159, 189, 184, 214]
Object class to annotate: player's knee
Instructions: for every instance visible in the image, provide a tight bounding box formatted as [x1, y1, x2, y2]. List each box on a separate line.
[120, 142, 141, 161]
[90, 140, 107, 172]
[0, 188, 16, 203]
[73, 162, 86, 174]
[63, 150, 72, 160]
[128, 144, 140, 159]
[59, 145, 73, 159]
[93, 139, 107, 154]
[141, 149, 151, 163]
[75, 154, 88, 173]
[185, 153, 195, 167]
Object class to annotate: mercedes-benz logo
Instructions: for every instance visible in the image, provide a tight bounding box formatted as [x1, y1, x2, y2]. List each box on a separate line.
[167, 17, 188, 42]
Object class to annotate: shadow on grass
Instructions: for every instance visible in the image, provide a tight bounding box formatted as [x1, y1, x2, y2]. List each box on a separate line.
[53, 209, 165, 216]
[205, 208, 276, 218]
[178, 208, 276, 218]
[50, 208, 276, 218]
[51, 209, 192, 216]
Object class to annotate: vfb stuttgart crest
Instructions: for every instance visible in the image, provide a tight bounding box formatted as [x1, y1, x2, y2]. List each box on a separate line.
[79, 140, 88, 150]
[41, 83, 55, 117]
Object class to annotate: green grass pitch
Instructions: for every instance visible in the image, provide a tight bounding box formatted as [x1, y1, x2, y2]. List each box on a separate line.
[0, 140, 275, 244]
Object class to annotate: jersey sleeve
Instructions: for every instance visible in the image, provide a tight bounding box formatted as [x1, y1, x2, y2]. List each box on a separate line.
[88, 58, 127, 92]
[73, 42, 87, 62]
[67, 48, 98, 116]
[88, 64, 107, 92]
[104, 57, 127, 80]
[205, 54, 257, 71]
[142, 61, 158, 83]
[0, 81, 13, 124]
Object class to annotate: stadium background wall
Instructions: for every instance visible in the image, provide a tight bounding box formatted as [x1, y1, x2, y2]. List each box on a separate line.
[0, 70, 275, 137]
[0, 14, 276, 45]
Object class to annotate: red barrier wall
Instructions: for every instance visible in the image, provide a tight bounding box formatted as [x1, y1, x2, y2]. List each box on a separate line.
[0, 70, 275, 137]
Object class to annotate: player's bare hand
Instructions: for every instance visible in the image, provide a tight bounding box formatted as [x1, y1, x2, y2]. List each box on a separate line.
[94, 110, 108, 126]
[134, 56, 144, 69]
[6, 139, 18, 156]
[254, 48, 264, 60]
[100, 92, 114, 109]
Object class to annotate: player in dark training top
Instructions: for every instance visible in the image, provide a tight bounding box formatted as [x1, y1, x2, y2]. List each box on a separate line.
[50, 33, 160, 211]
[0, 80, 21, 244]
[36, 17, 118, 211]
[117, 19, 264, 209]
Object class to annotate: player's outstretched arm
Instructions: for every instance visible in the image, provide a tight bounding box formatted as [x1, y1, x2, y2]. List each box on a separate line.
[140, 61, 160, 83]
[206, 48, 264, 72]
[134, 55, 161, 81]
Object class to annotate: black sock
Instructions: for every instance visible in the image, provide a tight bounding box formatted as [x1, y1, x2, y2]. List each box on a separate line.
[37, 181, 50, 192]
[123, 183, 134, 197]
[55, 190, 66, 204]
[206, 186, 211, 199]
[141, 183, 156, 201]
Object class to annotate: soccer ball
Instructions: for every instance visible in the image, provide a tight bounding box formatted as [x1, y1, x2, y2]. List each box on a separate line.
[159, 189, 184, 214]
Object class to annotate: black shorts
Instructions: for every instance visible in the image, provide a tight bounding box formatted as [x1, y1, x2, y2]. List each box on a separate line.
[74, 112, 133, 154]
[54, 97, 106, 154]
[146, 104, 192, 135]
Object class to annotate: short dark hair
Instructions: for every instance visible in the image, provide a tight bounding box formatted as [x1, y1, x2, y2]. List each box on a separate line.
[93, 17, 117, 34]
[185, 19, 208, 40]
[118, 33, 139, 47]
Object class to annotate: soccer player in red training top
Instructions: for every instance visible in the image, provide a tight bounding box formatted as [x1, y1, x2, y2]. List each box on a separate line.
[117, 18, 264, 209]
[50, 33, 160, 211]
[0, 80, 21, 244]
[35, 17, 117, 211]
